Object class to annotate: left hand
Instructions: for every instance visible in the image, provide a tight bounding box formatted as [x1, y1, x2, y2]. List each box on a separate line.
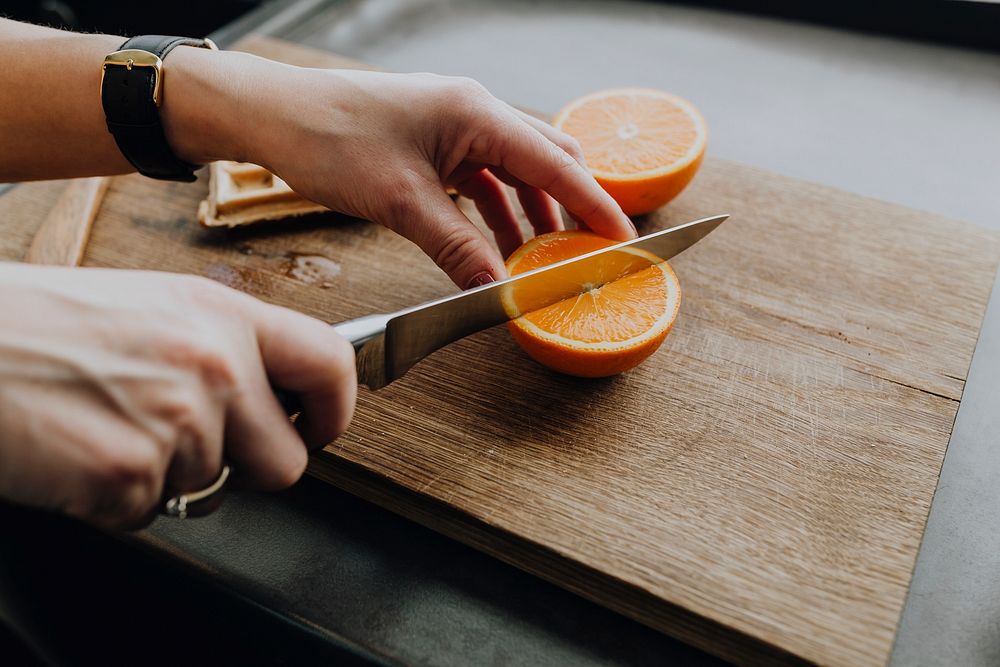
[164, 55, 637, 289]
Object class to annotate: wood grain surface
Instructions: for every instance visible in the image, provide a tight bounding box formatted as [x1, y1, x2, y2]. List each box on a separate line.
[25, 176, 109, 266]
[2, 36, 998, 666]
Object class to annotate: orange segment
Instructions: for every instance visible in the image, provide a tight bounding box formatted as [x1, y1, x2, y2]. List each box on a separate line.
[502, 232, 658, 315]
[505, 231, 681, 377]
[520, 266, 677, 345]
[553, 88, 707, 216]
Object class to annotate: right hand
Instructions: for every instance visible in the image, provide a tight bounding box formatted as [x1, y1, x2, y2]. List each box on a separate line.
[0, 262, 356, 529]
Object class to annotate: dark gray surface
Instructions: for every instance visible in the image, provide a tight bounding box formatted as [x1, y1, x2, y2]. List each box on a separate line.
[140, 476, 723, 666]
[890, 269, 1000, 666]
[0, 495, 376, 666]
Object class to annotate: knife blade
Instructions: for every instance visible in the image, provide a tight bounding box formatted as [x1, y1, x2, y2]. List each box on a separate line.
[331, 213, 727, 390]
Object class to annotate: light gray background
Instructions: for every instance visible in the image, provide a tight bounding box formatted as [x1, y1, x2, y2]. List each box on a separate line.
[291, 0, 1000, 230]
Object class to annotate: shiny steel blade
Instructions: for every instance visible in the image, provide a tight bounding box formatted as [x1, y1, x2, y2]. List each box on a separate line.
[335, 214, 728, 389]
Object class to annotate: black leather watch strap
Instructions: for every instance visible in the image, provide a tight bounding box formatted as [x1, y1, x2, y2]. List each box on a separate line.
[101, 35, 215, 182]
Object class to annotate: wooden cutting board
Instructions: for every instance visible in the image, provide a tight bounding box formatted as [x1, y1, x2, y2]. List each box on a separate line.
[6, 36, 999, 666]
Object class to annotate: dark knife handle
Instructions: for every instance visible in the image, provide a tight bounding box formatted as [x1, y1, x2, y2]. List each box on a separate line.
[274, 387, 303, 416]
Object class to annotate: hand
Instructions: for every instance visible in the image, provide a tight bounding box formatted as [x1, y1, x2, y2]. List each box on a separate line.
[254, 69, 637, 288]
[164, 54, 637, 289]
[0, 263, 356, 529]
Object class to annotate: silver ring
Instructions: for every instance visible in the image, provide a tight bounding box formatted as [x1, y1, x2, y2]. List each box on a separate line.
[161, 463, 232, 519]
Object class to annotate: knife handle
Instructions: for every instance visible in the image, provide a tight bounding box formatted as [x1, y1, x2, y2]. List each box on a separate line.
[274, 388, 304, 417]
[273, 313, 392, 415]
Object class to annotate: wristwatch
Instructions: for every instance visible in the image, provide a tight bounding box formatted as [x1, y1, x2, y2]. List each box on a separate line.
[100, 35, 218, 182]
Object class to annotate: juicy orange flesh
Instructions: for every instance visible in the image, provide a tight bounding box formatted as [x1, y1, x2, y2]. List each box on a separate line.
[521, 266, 668, 344]
[507, 234, 657, 315]
[558, 93, 699, 176]
[510, 233, 615, 272]
[507, 232, 669, 345]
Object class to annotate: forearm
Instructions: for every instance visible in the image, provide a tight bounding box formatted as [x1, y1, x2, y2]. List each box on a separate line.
[0, 19, 635, 290]
[0, 19, 251, 181]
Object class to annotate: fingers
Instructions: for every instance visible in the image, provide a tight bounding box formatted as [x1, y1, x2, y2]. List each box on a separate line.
[52, 398, 173, 530]
[486, 165, 565, 236]
[469, 107, 636, 241]
[453, 169, 523, 258]
[500, 111, 578, 234]
[150, 284, 358, 494]
[508, 105, 587, 167]
[448, 163, 562, 245]
[223, 357, 308, 491]
[515, 186, 564, 236]
[384, 172, 508, 288]
[163, 384, 227, 493]
[83, 427, 168, 530]
[161, 284, 357, 495]
[248, 300, 357, 453]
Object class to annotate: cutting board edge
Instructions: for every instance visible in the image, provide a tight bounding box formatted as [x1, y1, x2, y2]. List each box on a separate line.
[689, 155, 1000, 243]
[882, 259, 1000, 646]
[307, 454, 814, 667]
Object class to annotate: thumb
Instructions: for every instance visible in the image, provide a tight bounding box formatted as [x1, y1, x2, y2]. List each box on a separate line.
[383, 175, 507, 289]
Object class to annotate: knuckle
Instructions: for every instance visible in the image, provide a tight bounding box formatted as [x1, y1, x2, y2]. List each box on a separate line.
[161, 390, 202, 427]
[103, 449, 160, 496]
[87, 445, 163, 524]
[380, 174, 423, 227]
[177, 273, 230, 305]
[563, 136, 585, 162]
[468, 126, 507, 166]
[434, 230, 486, 277]
[179, 275, 251, 323]
[445, 77, 496, 123]
[542, 149, 582, 191]
[195, 346, 240, 393]
[450, 75, 487, 97]
[156, 331, 239, 394]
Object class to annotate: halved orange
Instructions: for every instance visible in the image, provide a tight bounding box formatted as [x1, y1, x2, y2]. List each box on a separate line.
[553, 88, 707, 216]
[504, 231, 681, 377]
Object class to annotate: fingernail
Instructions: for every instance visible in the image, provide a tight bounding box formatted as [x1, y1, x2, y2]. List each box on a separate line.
[467, 271, 495, 289]
[627, 217, 638, 237]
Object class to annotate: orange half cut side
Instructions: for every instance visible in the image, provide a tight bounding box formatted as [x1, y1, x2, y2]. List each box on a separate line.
[504, 231, 682, 377]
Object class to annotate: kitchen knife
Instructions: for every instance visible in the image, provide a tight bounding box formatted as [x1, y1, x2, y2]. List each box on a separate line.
[329, 213, 728, 390]
[168, 214, 727, 516]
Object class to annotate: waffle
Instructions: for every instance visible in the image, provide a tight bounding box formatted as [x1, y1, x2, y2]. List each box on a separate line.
[198, 161, 329, 227]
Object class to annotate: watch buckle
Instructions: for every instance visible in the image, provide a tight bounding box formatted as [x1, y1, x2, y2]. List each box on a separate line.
[102, 49, 164, 105]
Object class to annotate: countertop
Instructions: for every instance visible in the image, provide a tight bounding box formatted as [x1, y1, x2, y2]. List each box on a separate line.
[2, 2, 999, 665]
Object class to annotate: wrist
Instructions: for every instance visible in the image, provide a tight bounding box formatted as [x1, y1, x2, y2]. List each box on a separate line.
[159, 46, 253, 166]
